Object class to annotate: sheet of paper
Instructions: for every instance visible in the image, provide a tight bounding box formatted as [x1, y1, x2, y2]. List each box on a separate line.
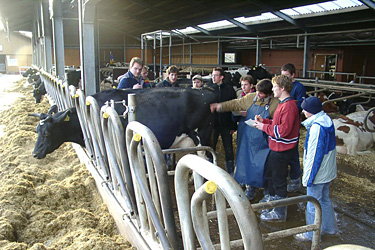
[245, 118, 256, 127]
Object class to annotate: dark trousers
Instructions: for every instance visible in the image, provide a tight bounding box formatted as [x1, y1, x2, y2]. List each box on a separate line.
[264, 147, 295, 198]
[212, 127, 234, 163]
[289, 145, 301, 179]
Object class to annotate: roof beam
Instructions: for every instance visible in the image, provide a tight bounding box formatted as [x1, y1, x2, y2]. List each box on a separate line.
[249, 0, 308, 32]
[272, 10, 308, 32]
[189, 0, 255, 33]
[359, 0, 375, 10]
[192, 25, 212, 36]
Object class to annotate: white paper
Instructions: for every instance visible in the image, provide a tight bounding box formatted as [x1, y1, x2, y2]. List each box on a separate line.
[245, 119, 256, 127]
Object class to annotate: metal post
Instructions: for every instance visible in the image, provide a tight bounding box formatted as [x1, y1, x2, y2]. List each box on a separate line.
[51, 0, 65, 79]
[256, 38, 261, 65]
[303, 34, 310, 78]
[42, 0, 52, 72]
[160, 31, 163, 78]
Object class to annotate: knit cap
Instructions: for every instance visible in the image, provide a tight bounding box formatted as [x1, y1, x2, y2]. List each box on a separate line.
[301, 97, 322, 114]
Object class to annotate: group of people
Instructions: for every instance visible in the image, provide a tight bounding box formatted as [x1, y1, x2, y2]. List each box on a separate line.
[210, 63, 338, 241]
[117, 57, 338, 241]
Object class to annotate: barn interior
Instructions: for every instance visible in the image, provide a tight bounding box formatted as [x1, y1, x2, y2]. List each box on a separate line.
[0, 1, 375, 250]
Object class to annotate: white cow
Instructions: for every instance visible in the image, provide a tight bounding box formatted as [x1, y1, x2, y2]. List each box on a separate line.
[333, 105, 375, 155]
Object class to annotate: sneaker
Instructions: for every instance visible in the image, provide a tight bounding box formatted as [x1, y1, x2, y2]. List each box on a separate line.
[287, 178, 301, 192]
[294, 232, 311, 241]
[260, 206, 287, 222]
[244, 185, 256, 200]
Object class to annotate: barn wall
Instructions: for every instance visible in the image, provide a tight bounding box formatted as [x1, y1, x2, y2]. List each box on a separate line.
[0, 31, 32, 74]
[155, 43, 218, 66]
[342, 46, 375, 83]
[237, 48, 345, 80]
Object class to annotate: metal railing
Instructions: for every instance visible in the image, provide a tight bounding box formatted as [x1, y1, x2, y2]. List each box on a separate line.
[37, 70, 324, 250]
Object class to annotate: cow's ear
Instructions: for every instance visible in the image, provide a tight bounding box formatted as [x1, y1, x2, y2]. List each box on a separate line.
[53, 109, 71, 124]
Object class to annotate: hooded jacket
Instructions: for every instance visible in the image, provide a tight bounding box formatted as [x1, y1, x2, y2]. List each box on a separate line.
[302, 111, 337, 187]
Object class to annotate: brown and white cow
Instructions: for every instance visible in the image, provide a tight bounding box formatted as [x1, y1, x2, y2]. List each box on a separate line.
[333, 105, 375, 155]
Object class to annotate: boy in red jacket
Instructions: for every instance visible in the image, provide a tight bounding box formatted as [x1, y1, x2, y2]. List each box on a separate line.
[254, 74, 300, 222]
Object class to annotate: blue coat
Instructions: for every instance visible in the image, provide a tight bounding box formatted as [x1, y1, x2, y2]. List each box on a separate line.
[302, 111, 337, 187]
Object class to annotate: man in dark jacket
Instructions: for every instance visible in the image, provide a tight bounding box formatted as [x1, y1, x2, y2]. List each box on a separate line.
[117, 57, 143, 89]
[212, 67, 237, 175]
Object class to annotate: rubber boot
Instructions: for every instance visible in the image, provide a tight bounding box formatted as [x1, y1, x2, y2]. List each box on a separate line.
[244, 185, 256, 200]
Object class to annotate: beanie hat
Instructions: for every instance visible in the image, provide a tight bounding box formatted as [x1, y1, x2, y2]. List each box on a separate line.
[301, 97, 322, 114]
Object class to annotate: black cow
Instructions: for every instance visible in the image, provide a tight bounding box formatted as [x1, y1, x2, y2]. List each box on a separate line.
[22, 68, 38, 77]
[30, 88, 217, 159]
[247, 65, 272, 82]
[66, 69, 81, 88]
[33, 78, 47, 103]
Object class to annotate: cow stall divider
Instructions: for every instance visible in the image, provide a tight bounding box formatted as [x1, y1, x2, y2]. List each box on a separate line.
[38, 69, 323, 249]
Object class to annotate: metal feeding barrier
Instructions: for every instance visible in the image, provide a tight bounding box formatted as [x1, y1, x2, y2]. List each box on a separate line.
[175, 155, 322, 250]
[37, 69, 324, 250]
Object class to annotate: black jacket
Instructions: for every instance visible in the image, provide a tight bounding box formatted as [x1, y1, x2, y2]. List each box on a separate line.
[213, 82, 237, 129]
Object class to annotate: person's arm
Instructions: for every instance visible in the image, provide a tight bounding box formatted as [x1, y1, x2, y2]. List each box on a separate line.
[221, 93, 255, 112]
[302, 124, 325, 187]
[117, 77, 132, 89]
[262, 104, 297, 137]
[294, 83, 306, 112]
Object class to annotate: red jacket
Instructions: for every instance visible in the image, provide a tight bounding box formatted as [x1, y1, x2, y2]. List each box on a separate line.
[262, 97, 299, 152]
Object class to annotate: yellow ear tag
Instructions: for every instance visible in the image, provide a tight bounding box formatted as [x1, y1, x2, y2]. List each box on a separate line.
[113, 86, 116, 89]
[103, 112, 109, 119]
[86, 100, 91, 106]
[64, 114, 70, 122]
[133, 133, 142, 142]
[205, 181, 217, 194]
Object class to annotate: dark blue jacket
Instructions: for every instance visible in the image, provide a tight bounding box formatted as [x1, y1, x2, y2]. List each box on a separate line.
[117, 71, 141, 89]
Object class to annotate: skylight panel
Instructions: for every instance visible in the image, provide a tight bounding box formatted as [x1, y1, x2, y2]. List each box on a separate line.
[280, 9, 300, 16]
[304, 3, 325, 12]
[173, 27, 198, 35]
[318, 1, 340, 11]
[334, 0, 362, 8]
[198, 20, 235, 31]
[292, 6, 313, 15]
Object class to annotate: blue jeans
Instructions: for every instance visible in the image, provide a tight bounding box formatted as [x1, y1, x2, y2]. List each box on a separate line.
[305, 182, 338, 239]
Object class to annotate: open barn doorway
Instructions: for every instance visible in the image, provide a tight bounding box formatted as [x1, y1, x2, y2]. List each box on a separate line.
[313, 54, 337, 80]
[0, 55, 6, 73]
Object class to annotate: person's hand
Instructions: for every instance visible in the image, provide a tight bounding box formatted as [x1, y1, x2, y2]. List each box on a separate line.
[133, 83, 142, 89]
[240, 111, 247, 117]
[255, 114, 263, 122]
[253, 121, 264, 131]
[210, 103, 222, 113]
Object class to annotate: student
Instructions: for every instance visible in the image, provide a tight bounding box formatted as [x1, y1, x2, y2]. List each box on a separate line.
[210, 79, 278, 200]
[295, 97, 338, 241]
[140, 65, 152, 88]
[281, 63, 306, 193]
[238, 75, 255, 98]
[253, 74, 300, 222]
[192, 74, 204, 89]
[211, 67, 237, 175]
[117, 57, 143, 89]
[156, 65, 180, 87]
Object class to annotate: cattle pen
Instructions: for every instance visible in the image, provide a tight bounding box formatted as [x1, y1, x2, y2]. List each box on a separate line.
[29, 64, 375, 250]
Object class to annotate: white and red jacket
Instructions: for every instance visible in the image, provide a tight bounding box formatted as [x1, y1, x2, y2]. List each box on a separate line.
[261, 97, 299, 152]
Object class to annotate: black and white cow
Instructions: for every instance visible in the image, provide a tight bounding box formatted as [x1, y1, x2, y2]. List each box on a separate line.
[33, 78, 46, 103]
[30, 88, 217, 159]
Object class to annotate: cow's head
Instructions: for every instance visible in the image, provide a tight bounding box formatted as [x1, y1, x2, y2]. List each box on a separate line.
[29, 107, 80, 159]
[32, 82, 46, 104]
[318, 93, 339, 113]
